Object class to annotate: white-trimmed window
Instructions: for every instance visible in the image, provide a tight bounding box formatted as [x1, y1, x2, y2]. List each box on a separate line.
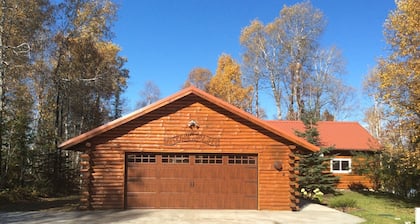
[330, 158, 351, 173]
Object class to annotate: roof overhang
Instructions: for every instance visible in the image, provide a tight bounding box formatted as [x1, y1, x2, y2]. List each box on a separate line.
[59, 86, 319, 152]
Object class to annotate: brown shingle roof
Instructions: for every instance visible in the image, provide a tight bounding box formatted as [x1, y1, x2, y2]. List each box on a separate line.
[266, 120, 381, 151]
[59, 86, 319, 152]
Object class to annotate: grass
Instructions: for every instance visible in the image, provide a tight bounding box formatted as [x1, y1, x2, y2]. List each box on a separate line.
[325, 190, 418, 224]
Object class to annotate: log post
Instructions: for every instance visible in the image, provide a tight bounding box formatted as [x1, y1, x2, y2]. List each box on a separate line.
[80, 143, 93, 209]
[288, 148, 300, 211]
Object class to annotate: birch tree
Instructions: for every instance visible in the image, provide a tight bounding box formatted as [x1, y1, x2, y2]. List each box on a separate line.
[136, 80, 160, 108]
[240, 2, 350, 120]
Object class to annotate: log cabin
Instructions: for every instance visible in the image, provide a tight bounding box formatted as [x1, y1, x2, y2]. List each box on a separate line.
[59, 86, 380, 210]
[266, 121, 382, 189]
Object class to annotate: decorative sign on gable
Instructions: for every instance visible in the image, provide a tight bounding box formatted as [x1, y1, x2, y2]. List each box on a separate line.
[163, 120, 220, 146]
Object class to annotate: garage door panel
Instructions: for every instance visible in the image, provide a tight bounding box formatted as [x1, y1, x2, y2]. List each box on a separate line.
[127, 166, 157, 178]
[159, 179, 191, 193]
[126, 193, 158, 208]
[159, 193, 191, 208]
[225, 195, 257, 209]
[126, 179, 159, 193]
[191, 193, 224, 209]
[160, 166, 192, 179]
[126, 153, 257, 209]
[193, 179, 224, 193]
[194, 166, 225, 179]
[128, 179, 160, 191]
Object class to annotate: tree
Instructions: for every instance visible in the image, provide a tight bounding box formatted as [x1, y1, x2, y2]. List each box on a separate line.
[208, 54, 253, 111]
[0, 0, 52, 188]
[240, 20, 266, 118]
[375, 0, 419, 150]
[308, 47, 352, 120]
[183, 67, 212, 91]
[363, 68, 384, 139]
[295, 111, 339, 195]
[0, 0, 129, 197]
[136, 81, 160, 108]
[360, 0, 419, 199]
[240, 2, 351, 120]
[42, 0, 128, 194]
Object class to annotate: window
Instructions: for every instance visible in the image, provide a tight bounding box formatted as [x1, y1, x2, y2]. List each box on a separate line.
[127, 154, 156, 164]
[330, 158, 351, 173]
[228, 155, 256, 165]
[162, 154, 189, 164]
[195, 154, 223, 164]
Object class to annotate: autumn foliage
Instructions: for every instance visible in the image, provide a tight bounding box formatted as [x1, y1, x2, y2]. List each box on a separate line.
[208, 54, 253, 112]
[362, 0, 419, 199]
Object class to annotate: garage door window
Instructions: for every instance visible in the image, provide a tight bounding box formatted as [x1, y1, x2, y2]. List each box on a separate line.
[195, 154, 223, 164]
[127, 154, 156, 163]
[228, 155, 256, 165]
[162, 154, 189, 164]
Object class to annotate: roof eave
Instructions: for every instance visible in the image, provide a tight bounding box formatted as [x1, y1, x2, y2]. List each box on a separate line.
[59, 86, 319, 152]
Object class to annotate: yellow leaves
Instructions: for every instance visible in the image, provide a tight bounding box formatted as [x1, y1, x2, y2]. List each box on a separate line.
[73, 0, 117, 40]
[390, 148, 420, 174]
[96, 41, 121, 63]
[374, 0, 419, 150]
[208, 54, 253, 111]
[239, 19, 264, 45]
[385, 0, 420, 56]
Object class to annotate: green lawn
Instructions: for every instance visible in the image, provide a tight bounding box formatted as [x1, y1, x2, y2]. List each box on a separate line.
[326, 190, 418, 224]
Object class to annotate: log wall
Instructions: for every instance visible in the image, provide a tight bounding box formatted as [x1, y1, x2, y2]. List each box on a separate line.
[333, 154, 373, 189]
[78, 95, 300, 210]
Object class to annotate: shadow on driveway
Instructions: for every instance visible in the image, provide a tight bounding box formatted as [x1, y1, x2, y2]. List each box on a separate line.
[0, 210, 152, 224]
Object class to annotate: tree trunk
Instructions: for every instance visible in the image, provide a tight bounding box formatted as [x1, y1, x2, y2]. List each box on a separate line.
[0, 0, 6, 180]
[270, 77, 282, 119]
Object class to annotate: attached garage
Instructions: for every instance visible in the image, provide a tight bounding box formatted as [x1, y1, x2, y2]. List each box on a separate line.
[59, 86, 318, 210]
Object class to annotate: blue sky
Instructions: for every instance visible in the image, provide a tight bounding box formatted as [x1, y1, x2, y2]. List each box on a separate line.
[113, 0, 396, 120]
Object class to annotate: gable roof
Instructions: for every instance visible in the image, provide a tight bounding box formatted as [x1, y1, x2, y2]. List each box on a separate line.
[59, 86, 319, 152]
[266, 120, 381, 151]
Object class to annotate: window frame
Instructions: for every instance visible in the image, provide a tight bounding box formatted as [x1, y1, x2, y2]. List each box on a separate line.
[194, 154, 223, 165]
[330, 158, 352, 173]
[162, 154, 190, 164]
[228, 155, 257, 165]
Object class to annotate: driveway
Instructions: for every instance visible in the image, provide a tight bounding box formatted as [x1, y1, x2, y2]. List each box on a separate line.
[0, 203, 365, 224]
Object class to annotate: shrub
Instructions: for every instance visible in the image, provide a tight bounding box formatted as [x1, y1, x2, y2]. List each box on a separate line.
[0, 187, 39, 203]
[301, 188, 324, 203]
[348, 182, 369, 192]
[329, 197, 357, 212]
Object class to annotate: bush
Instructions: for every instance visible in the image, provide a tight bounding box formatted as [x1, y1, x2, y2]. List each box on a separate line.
[0, 187, 39, 203]
[301, 188, 325, 203]
[348, 182, 369, 192]
[329, 197, 357, 212]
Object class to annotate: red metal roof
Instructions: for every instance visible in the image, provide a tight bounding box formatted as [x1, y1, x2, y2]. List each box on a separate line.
[59, 86, 319, 152]
[266, 121, 381, 151]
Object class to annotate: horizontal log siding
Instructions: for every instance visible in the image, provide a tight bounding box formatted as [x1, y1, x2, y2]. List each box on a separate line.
[333, 155, 373, 189]
[83, 95, 296, 210]
[335, 174, 373, 189]
[258, 146, 295, 210]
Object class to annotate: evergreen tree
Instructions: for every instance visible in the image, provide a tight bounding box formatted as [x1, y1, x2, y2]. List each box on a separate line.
[295, 112, 339, 195]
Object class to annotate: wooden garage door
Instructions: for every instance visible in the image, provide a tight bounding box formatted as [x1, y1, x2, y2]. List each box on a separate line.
[126, 153, 258, 209]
